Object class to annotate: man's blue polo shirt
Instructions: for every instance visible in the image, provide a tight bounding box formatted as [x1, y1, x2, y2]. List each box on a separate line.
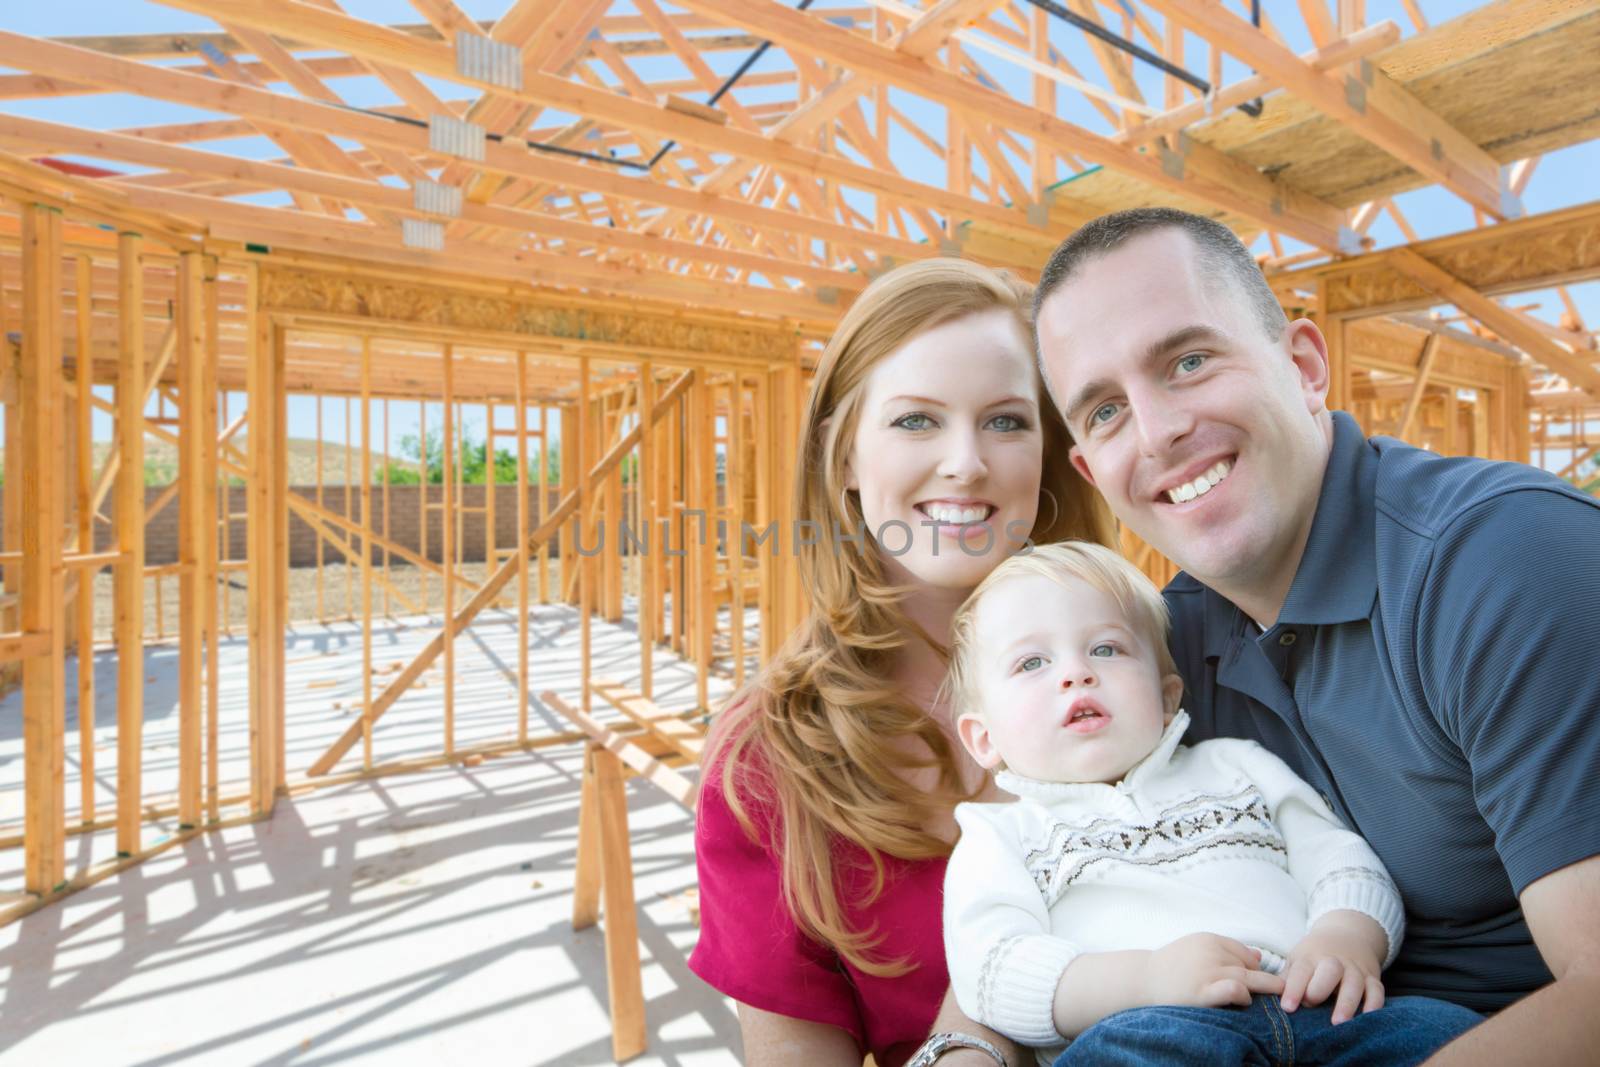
[1166, 410, 1600, 1013]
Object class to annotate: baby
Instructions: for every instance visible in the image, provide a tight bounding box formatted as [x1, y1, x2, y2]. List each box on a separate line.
[942, 541, 1480, 1066]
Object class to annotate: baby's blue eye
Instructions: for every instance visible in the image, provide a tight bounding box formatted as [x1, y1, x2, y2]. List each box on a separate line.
[1018, 655, 1046, 672]
[1089, 643, 1118, 658]
[1177, 353, 1206, 374]
[893, 412, 934, 431]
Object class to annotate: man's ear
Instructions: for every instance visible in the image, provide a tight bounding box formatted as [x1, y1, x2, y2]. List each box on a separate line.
[957, 712, 1002, 770]
[1069, 444, 1097, 489]
[1284, 318, 1331, 416]
[1161, 673, 1184, 724]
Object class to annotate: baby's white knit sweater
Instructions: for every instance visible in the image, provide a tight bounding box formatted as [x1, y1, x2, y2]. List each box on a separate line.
[944, 712, 1405, 1064]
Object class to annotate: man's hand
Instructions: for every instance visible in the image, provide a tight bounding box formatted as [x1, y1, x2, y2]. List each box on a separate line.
[1143, 932, 1286, 1009]
[1281, 910, 1387, 1023]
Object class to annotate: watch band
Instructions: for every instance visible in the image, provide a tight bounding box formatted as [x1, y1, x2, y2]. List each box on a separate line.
[905, 1031, 1008, 1067]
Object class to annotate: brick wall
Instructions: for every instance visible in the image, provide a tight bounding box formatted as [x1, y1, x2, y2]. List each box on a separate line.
[0, 484, 584, 568]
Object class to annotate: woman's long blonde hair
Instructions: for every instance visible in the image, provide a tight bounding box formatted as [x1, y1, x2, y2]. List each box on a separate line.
[703, 258, 1114, 974]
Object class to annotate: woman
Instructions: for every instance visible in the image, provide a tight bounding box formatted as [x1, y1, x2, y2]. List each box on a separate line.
[689, 259, 1114, 1066]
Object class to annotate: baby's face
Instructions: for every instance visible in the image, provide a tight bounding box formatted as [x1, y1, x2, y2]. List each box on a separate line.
[959, 573, 1179, 784]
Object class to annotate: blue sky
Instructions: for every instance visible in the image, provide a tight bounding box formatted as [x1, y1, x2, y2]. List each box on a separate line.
[2, 1, 1594, 470]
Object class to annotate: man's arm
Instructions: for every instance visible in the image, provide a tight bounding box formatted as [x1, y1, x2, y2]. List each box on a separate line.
[1423, 854, 1600, 1064]
[1413, 489, 1600, 1056]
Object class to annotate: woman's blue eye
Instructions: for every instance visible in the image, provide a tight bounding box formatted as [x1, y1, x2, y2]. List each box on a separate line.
[1090, 643, 1118, 658]
[1018, 655, 1046, 672]
[988, 413, 1028, 432]
[893, 412, 934, 431]
[1177, 353, 1206, 374]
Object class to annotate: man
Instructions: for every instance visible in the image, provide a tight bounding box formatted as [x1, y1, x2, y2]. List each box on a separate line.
[1032, 206, 1600, 1063]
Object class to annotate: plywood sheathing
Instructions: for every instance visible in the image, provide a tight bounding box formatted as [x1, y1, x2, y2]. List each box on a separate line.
[1041, 2, 1600, 229]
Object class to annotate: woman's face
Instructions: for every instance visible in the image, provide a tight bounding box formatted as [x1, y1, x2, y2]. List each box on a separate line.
[845, 308, 1044, 593]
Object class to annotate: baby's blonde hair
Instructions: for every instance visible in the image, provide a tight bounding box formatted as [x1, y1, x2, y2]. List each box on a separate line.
[945, 541, 1179, 722]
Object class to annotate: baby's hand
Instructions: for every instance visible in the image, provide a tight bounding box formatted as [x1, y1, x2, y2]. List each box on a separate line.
[1143, 932, 1285, 1009]
[1282, 911, 1388, 1023]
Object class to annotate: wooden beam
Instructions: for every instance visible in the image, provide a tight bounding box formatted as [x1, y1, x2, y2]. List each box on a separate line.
[1114, 22, 1399, 148]
[0, 147, 200, 252]
[1147, 1, 1511, 219]
[247, 283, 282, 815]
[114, 233, 144, 856]
[543, 692, 697, 808]
[638, 364, 655, 701]
[123, 185, 839, 321]
[287, 494, 470, 590]
[360, 335, 374, 768]
[667, 0, 1349, 249]
[20, 202, 66, 895]
[571, 735, 602, 929]
[1287, 202, 1600, 318]
[175, 252, 204, 827]
[578, 354, 592, 712]
[0, 114, 862, 295]
[1395, 333, 1441, 441]
[305, 369, 696, 776]
[442, 343, 456, 756]
[72, 254, 95, 826]
[1389, 247, 1600, 397]
[200, 259, 221, 821]
[514, 351, 530, 744]
[593, 745, 647, 1062]
[133, 4, 1064, 247]
[0, 31, 929, 269]
[592, 679, 706, 764]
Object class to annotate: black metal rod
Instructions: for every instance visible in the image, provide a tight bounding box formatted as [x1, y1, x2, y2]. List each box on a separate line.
[1241, 0, 1263, 116]
[337, 105, 649, 170]
[514, 137, 649, 170]
[1022, 0, 1262, 117]
[1023, 0, 1208, 93]
[648, 0, 817, 170]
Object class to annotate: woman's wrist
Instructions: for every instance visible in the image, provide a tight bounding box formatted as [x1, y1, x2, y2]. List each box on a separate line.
[905, 1031, 1009, 1067]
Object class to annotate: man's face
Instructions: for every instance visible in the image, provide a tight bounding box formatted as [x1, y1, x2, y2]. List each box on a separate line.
[1036, 230, 1331, 600]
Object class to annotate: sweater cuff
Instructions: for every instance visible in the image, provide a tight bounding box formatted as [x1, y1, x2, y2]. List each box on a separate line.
[1307, 867, 1407, 969]
[972, 934, 1080, 1045]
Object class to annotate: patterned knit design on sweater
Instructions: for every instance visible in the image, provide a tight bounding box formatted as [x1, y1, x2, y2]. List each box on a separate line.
[1022, 785, 1284, 905]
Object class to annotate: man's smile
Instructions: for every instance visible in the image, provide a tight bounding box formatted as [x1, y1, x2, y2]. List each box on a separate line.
[1153, 457, 1234, 506]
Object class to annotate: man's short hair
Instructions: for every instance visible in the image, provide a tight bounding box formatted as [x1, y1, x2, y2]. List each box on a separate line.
[1033, 207, 1289, 342]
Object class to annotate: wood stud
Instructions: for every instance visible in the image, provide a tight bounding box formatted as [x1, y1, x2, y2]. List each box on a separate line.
[0, 18, 1593, 1062]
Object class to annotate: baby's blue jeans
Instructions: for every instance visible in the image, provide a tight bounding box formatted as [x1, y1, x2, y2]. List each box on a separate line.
[1053, 994, 1481, 1066]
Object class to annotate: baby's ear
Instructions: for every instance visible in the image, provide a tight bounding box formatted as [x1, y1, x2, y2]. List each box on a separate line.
[1161, 673, 1184, 724]
[956, 712, 1003, 770]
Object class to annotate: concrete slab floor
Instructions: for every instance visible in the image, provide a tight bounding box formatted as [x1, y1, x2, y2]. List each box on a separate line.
[0, 600, 755, 1065]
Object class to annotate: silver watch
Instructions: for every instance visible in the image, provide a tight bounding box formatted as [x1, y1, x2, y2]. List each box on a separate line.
[905, 1031, 1008, 1067]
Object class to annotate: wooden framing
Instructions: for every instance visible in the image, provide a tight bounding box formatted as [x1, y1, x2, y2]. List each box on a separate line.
[0, 7, 1596, 1062]
[114, 232, 144, 855]
[19, 202, 66, 894]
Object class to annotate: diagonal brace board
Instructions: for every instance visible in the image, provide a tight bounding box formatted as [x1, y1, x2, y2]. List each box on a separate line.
[1389, 247, 1600, 397]
[306, 368, 695, 776]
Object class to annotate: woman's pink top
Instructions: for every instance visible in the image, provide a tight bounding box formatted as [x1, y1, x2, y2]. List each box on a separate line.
[688, 751, 949, 1067]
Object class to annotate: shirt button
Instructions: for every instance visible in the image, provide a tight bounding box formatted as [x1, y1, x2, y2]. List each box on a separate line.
[1278, 631, 1298, 647]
